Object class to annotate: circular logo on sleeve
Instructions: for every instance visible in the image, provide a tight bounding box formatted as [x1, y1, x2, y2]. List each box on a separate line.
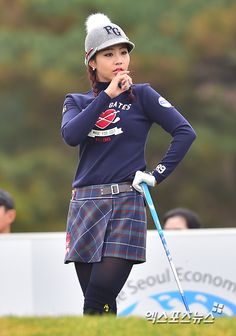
[158, 97, 172, 108]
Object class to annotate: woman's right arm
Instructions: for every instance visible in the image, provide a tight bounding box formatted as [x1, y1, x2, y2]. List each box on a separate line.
[61, 91, 111, 146]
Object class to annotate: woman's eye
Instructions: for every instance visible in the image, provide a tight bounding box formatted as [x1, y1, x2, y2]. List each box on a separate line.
[104, 53, 113, 57]
[121, 50, 128, 55]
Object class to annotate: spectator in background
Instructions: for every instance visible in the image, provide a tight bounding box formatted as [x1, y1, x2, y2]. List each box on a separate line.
[163, 207, 201, 230]
[0, 189, 16, 234]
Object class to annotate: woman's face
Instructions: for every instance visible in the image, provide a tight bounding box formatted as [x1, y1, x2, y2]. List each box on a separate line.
[89, 43, 130, 82]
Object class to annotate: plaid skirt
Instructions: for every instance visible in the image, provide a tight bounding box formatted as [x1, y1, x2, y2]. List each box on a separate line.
[64, 182, 147, 264]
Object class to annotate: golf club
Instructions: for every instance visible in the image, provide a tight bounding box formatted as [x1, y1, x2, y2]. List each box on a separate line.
[141, 182, 191, 314]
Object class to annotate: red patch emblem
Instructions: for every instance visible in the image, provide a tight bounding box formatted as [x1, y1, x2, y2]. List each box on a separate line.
[96, 109, 116, 129]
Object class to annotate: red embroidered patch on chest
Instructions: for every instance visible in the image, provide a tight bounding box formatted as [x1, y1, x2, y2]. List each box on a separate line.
[96, 109, 116, 129]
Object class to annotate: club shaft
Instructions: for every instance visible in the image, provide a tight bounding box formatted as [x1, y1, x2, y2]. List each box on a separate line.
[141, 182, 190, 313]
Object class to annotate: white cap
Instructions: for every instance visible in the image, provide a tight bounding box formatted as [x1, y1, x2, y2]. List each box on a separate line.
[84, 13, 135, 65]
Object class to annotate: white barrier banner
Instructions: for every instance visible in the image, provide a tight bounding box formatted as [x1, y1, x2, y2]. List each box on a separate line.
[118, 230, 236, 317]
[0, 229, 235, 317]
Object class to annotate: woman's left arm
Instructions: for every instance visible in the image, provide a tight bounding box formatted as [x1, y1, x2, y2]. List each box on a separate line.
[141, 84, 196, 184]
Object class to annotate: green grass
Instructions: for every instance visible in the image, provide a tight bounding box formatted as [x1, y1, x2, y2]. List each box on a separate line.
[0, 316, 235, 336]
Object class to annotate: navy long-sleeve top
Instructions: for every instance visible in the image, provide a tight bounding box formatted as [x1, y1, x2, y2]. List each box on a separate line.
[61, 82, 196, 188]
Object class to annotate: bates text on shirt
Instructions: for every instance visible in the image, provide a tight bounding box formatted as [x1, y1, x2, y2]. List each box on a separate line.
[108, 101, 132, 110]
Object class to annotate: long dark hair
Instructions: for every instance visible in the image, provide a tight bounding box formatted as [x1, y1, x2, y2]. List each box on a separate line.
[87, 64, 99, 97]
[87, 62, 135, 102]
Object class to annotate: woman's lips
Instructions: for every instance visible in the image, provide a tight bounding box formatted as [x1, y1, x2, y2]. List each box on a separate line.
[113, 68, 123, 74]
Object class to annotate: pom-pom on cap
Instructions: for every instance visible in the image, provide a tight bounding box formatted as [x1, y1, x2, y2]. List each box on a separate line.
[84, 13, 135, 65]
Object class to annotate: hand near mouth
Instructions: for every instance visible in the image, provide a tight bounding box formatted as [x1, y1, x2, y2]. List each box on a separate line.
[105, 70, 133, 99]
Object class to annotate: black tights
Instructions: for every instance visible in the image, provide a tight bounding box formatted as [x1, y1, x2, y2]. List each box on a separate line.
[74, 257, 134, 315]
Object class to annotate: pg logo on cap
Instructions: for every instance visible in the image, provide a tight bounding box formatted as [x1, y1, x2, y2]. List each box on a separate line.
[104, 25, 122, 36]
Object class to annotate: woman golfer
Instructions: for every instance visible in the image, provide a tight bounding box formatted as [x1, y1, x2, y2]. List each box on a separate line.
[61, 13, 196, 315]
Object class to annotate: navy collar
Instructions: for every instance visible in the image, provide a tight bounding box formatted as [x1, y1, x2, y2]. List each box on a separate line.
[96, 82, 110, 91]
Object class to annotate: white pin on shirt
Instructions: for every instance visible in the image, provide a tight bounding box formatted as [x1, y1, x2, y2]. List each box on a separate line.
[158, 96, 172, 108]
